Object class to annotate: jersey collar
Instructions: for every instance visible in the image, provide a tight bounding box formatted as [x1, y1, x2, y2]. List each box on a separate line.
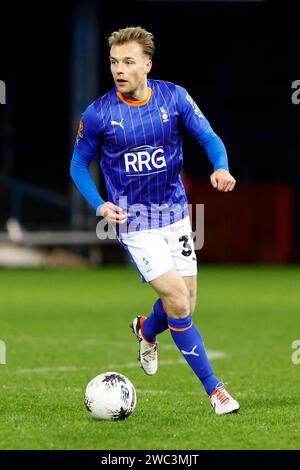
[116, 87, 152, 106]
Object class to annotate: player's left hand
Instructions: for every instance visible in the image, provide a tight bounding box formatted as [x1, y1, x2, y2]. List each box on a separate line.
[210, 169, 236, 192]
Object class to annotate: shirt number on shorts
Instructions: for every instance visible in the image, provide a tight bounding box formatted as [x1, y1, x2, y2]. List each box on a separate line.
[179, 235, 192, 257]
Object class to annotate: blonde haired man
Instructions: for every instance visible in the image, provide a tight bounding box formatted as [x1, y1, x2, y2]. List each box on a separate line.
[71, 26, 239, 416]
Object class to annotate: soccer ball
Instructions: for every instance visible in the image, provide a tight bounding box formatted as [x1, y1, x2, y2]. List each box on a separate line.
[84, 371, 137, 420]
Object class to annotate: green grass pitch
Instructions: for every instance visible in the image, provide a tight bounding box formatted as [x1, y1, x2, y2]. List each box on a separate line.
[0, 266, 299, 450]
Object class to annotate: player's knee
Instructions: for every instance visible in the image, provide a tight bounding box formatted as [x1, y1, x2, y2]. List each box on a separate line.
[163, 287, 190, 318]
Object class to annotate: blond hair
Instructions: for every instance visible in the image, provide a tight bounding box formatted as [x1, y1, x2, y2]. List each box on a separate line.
[107, 26, 155, 58]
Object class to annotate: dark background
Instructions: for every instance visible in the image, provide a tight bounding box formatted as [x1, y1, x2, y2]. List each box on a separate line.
[0, 0, 299, 262]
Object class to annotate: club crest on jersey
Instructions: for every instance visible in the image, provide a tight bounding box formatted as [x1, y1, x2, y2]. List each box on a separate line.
[186, 94, 204, 119]
[124, 145, 166, 176]
[160, 106, 169, 123]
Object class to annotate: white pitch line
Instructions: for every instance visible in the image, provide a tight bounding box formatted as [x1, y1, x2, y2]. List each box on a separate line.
[1, 350, 225, 375]
[15, 361, 185, 374]
[4, 336, 129, 348]
[4, 336, 226, 356]
[0, 384, 205, 397]
[136, 389, 202, 396]
[16, 366, 80, 374]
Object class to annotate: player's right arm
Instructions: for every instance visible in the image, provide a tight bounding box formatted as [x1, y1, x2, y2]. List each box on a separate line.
[70, 103, 127, 223]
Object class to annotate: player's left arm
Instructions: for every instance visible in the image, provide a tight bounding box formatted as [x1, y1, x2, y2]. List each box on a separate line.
[176, 85, 236, 192]
[199, 127, 236, 192]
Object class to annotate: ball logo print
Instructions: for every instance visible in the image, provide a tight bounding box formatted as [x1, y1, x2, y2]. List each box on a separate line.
[124, 145, 166, 175]
[84, 372, 137, 420]
[0, 80, 6, 104]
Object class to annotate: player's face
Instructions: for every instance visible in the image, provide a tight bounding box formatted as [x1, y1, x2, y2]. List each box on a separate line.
[110, 42, 152, 97]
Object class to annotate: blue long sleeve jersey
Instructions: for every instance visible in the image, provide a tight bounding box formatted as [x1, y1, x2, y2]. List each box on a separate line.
[70, 80, 229, 229]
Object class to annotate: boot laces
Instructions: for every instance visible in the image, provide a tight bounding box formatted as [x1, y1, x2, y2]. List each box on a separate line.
[142, 343, 157, 362]
[214, 382, 230, 405]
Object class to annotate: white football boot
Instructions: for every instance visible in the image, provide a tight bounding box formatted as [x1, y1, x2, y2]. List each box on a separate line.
[131, 316, 158, 376]
[210, 382, 240, 416]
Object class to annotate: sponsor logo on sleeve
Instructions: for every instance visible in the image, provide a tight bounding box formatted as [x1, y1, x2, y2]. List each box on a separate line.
[186, 93, 203, 119]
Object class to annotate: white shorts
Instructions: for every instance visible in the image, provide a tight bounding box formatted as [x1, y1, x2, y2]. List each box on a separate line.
[118, 217, 197, 283]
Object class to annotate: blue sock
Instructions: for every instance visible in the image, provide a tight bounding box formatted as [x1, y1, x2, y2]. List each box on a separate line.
[141, 299, 168, 342]
[168, 315, 220, 396]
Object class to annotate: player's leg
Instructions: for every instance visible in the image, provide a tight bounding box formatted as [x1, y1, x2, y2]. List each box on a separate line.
[153, 221, 220, 393]
[141, 274, 196, 342]
[159, 218, 239, 415]
[150, 268, 190, 316]
[182, 275, 197, 314]
[120, 230, 199, 374]
[150, 268, 221, 394]
[124, 219, 198, 346]
[120, 220, 239, 414]
[150, 268, 239, 415]
[138, 298, 168, 342]
[119, 229, 174, 375]
[141, 269, 190, 341]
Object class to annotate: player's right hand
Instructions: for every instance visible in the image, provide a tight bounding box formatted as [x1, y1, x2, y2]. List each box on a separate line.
[98, 202, 128, 224]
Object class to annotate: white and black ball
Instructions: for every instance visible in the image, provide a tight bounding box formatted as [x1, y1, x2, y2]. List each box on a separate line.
[84, 372, 137, 420]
